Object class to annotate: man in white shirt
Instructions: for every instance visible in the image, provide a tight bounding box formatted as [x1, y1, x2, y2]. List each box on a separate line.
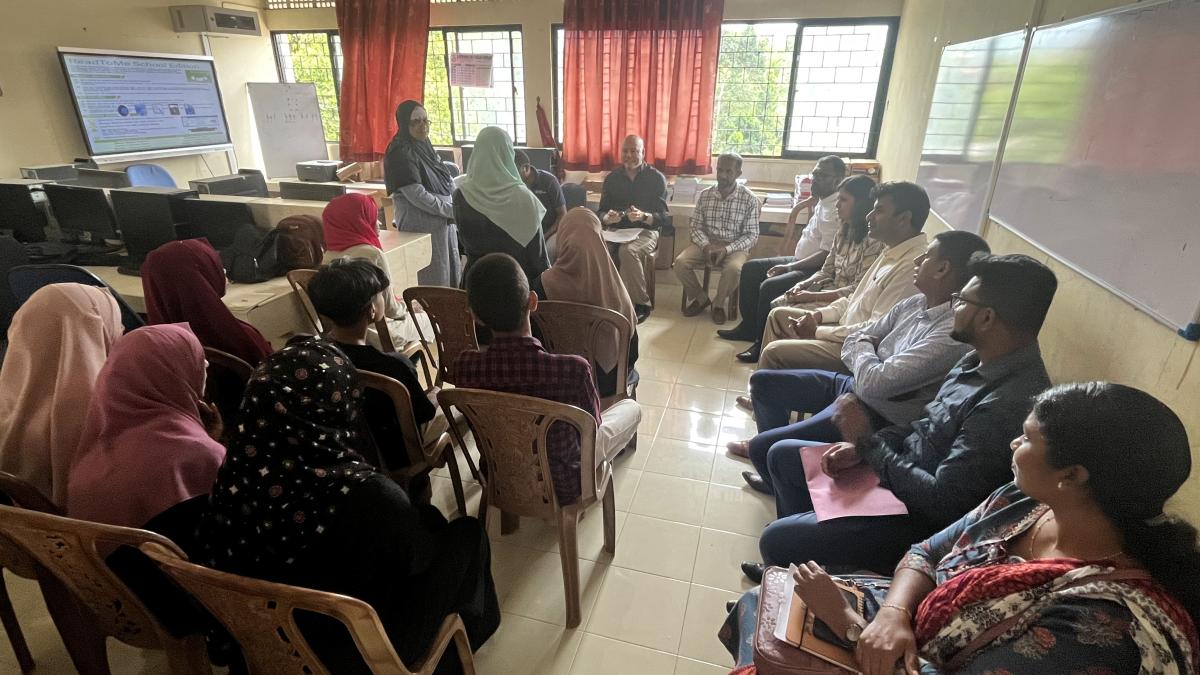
[716, 156, 845, 342]
[756, 181, 933, 373]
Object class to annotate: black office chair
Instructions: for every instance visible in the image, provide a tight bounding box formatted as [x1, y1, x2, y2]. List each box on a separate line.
[0, 236, 30, 337]
[9, 264, 145, 333]
[562, 183, 587, 210]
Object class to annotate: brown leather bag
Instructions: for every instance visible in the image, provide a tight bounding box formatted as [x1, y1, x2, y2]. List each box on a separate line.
[754, 566, 857, 674]
[273, 215, 324, 270]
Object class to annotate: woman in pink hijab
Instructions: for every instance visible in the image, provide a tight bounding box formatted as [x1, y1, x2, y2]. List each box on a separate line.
[0, 283, 123, 506]
[322, 193, 405, 319]
[68, 323, 225, 542]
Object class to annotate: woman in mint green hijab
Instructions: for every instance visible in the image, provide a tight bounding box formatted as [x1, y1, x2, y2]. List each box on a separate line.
[453, 126, 550, 284]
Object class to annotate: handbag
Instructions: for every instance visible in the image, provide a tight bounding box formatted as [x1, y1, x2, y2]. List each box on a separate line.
[754, 566, 864, 674]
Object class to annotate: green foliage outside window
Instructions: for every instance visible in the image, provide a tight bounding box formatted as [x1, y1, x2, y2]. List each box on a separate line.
[710, 24, 796, 157]
[276, 32, 342, 141]
[424, 32, 454, 146]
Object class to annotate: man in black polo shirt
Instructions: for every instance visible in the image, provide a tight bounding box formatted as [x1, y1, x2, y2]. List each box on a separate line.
[515, 149, 566, 259]
[598, 134, 670, 323]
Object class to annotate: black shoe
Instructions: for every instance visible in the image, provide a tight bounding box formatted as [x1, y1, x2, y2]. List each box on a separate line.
[635, 304, 652, 324]
[726, 600, 737, 613]
[742, 471, 774, 496]
[735, 343, 761, 363]
[741, 561, 765, 584]
[717, 325, 751, 341]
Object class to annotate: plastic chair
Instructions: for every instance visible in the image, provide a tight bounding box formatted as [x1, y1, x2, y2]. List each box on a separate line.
[532, 300, 635, 411]
[561, 183, 587, 210]
[287, 268, 400, 353]
[124, 164, 177, 188]
[0, 500, 210, 674]
[140, 542, 476, 675]
[439, 388, 615, 628]
[0, 472, 61, 674]
[401, 286, 478, 388]
[8, 264, 145, 333]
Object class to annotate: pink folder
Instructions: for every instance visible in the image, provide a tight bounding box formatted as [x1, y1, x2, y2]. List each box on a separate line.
[800, 444, 908, 522]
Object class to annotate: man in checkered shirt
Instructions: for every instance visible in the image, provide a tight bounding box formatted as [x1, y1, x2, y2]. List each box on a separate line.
[674, 152, 761, 324]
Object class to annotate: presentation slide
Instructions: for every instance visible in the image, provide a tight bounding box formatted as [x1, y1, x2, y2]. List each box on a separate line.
[59, 50, 232, 156]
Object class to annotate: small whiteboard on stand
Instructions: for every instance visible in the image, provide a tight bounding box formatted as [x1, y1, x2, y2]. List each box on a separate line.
[248, 82, 330, 179]
[450, 54, 494, 88]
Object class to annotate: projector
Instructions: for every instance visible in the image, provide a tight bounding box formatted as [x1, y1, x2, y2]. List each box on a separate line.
[296, 160, 342, 183]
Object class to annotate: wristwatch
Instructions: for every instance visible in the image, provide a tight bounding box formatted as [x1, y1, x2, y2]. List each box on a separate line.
[845, 618, 867, 644]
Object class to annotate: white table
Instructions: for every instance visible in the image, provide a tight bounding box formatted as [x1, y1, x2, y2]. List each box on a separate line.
[87, 229, 432, 348]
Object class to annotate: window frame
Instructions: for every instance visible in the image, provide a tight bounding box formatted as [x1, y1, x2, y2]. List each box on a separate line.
[269, 29, 343, 142]
[431, 24, 527, 146]
[553, 17, 899, 160]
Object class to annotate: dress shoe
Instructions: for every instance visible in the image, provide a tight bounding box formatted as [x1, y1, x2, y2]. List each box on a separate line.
[735, 344, 761, 363]
[726, 439, 750, 458]
[683, 297, 711, 317]
[712, 306, 726, 325]
[635, 304, 652, 324]
[726, 600, 737, 613]
[741, 561, 765, 584]
[717, 325, 752, 341]
[734, 394, 753, 410]
[742, 471, 773, 495]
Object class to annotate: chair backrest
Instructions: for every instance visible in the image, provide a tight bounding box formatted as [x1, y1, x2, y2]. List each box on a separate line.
[402, 286, 477, 386]
[124, 164, 177, 188]
[288, 268, 398, 352]
[438, 388, 604, 517]
[357, 370, 429, 473]
[0, 503, 192, 650]
[8, 263, 145, 332]
[140, 542, 415, 675]
[203, 346, 253, 427]
[561, 183, 587, 210]
[0, 471, 60, 579]
[532, 300, 632, 410]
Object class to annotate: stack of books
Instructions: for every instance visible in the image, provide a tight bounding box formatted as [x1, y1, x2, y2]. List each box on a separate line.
[764, 192, 794, 208]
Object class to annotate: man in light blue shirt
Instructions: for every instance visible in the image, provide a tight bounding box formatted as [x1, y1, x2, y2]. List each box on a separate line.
[728, 230, 991, 495]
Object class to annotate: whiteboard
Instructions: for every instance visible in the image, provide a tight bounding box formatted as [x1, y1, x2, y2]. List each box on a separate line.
[916, 29, 1026, 232]
[989, 0, 1200, 336]
[247, 83, 329, 179]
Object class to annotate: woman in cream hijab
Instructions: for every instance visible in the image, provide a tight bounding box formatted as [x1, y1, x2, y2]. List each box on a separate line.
[0, 283, 123, 505]
[535, 207, 639, 398]
[453, 126, 549, 285]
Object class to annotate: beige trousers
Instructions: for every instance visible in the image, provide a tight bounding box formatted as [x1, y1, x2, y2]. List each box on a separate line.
[617, 229, 660, 306]
[673, 244, 749, 309]
[759, 304, 848, 372]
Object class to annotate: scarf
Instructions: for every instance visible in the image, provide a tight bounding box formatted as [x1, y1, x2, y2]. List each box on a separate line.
[142, 239, 273, 365]
[203, 336, 377, 576]
[457, 126, 545, 247]
[384, 100, 454, 197]
[539, 207, 636, 371]
[0, 283, 122, 506]
[322, 193, 382, 252]
[917, 559, 1198, 674]
[66, 324, 225, 528]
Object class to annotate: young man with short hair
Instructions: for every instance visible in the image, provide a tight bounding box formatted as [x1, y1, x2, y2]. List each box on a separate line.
[453, 253, 641, 504]
[515, 149, 566, 256]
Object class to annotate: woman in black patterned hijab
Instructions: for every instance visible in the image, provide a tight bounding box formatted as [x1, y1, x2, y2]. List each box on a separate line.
[203, 336, 499, 672]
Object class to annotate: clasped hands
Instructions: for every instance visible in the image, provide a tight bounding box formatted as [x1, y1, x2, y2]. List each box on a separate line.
[819, 393, 877, 478]
[601, 206, 650, 227]
[703, 242, 729, 266]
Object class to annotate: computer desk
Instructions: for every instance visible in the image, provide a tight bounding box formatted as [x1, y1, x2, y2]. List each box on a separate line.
[85, 229, 432, 348]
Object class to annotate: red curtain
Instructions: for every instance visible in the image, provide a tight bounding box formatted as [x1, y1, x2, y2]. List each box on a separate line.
[562, 0, 724, 175]
[335, 0, 430, 162]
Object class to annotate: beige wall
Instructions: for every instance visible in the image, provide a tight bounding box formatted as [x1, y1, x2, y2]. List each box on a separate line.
[876, 0, 1200, 520]
[0, 0, 279, 184]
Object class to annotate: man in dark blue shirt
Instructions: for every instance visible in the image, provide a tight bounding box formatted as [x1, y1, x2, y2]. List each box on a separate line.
[743, 253, 1059, 578]
[516, 150, 566, 256]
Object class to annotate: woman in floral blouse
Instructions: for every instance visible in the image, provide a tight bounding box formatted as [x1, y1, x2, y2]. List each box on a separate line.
[721, 382, 1199, 674]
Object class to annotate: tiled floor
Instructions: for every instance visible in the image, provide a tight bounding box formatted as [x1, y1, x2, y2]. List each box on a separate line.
[0, 277, 770, 674]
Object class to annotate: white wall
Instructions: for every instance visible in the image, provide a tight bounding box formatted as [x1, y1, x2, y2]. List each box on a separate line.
[0, 0, 279, 184]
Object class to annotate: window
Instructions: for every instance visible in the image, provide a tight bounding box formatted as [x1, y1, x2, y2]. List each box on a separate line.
[554, 18, 897, 159]
[424, 27, 526, 145]
[271, 31, 343, 141]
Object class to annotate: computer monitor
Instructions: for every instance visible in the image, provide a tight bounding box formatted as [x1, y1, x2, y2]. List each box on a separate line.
[0, 181, 50, 243]
[189, 169, 269, 197]
[278, 180, 347, 202]
[111, 187, 197, 272]
[436, 148, 455, 163]
[460, 145, 473, 171]
[171, 198, 256, 250]
[43, 183, 120, 243]
[72, 168, 132, 189]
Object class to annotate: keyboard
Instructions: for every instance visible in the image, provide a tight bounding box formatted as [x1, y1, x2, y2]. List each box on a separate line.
[23, 242, 127, 266]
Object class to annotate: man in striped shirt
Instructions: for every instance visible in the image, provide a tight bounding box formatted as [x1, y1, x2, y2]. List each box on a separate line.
[675, 153, 762, 324]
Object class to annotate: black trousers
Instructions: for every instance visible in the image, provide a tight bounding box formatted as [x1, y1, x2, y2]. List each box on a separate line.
[734, 256, 810, 342]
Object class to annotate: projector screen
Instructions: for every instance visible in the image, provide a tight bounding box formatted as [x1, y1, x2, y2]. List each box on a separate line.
[58, 47, 232, 158]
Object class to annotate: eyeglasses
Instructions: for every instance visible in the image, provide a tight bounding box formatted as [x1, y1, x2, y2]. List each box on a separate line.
[951, 292, 988, 309]
[409, 118, 432, 126]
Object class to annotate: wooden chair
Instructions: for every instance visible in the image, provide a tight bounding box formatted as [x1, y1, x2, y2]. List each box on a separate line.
[140, 542, 476, 675]
[531, 300, 635, 411]
[438, 389, 616, 628]
[678, 259, 741, 321]
[357, 370, 468, 515]
[287, 268, 399, 353]
[402, 286, 478, 387]
[0, 502, 209, 674]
